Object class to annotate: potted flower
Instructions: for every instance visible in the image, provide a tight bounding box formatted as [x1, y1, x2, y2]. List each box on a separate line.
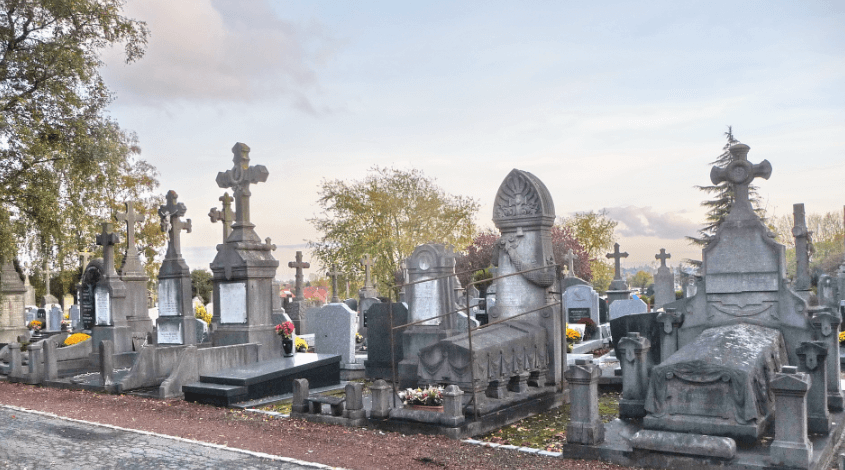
[576, 318, 598, 340]
[399, 385, 444, 412]
[275, 321, 295, 357]
[295, 336, 308, 352]
[27, 320, 42, 332]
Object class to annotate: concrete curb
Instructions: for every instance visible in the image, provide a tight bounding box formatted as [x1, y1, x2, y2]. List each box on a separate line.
[462, 438, 563, 458]
[1, 404, 343, 469]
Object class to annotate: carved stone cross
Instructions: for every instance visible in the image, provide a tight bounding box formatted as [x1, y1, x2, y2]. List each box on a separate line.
[116, 201, 144, 274]
[208, 192, 236, 243]
[655, 248, 671, 268]
[215, 143, 269, 241]
[563, 249, 577, 275]
[709, 143, 771, 219]
[360, 254, 375, 289]
[288, 251, 310, 300]
[96, 222, 120, 277]
[327, 266, 343, 303]
[43, 262, 51, 296]
[606, 243, 628, 281]
[158, 190, 192, 260]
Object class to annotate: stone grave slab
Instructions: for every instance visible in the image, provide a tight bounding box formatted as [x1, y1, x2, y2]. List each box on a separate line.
[312, 303, 357, 366]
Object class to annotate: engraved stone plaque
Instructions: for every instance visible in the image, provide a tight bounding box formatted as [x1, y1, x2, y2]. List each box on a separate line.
[568, 308, 591, 323]
[220, 282, 247, 324]
[157, 320, 183, 344]
[158, 278, 181, 316]
[95, 286, 111, 325]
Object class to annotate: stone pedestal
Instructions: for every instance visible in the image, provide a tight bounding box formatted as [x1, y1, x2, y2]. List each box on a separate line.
[656, 308, 683, 363]
[770, 366, 812, 469]
[618, 332, 650, 419]
[797, 341, 830, 434]
[565, 358, 604, 445]
[810, 307, 844, 411]
[398, 325, 448, 388]
[370, 379, 391, 419]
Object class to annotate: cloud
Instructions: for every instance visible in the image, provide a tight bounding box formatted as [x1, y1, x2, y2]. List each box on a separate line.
[101, 0, 335, 110]
[604, 206, 700, 239]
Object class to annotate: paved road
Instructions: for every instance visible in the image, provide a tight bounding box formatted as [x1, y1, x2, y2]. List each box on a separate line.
[0, 406, 331, 469]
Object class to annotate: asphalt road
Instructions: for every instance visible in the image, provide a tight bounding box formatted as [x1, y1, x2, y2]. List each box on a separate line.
[0, 406, 332, 470]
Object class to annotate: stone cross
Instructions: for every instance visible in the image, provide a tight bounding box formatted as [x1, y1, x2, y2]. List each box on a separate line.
[655, 248, 671, 268]
[288, 251, 310, 300]
[215, 143, 269, 241]
[43, 262, 51, 297]
[327, 266, 342, 303]
[208, 192, 236, 244]
[606, 243, 628, 281]
[116, 201, 144, 273]
[95, 222, 120, 277]
[158, 190, 192, 260]
[563, 249, 577, 275]
[360, 254, 374, 289]
[709, 143, 771, 219]
[792, 203, 812, 291]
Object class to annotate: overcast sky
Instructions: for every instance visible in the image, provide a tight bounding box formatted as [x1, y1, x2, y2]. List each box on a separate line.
[99, 0, 844, 279]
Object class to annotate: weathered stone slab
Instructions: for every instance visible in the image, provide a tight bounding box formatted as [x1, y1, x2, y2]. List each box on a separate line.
[630, 429, 736, 459]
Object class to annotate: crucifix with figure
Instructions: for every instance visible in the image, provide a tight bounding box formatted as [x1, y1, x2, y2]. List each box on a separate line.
[215, 143, 268, 243]
[209, 192, 236, 244]
[606, 243, 628, 281]
[327, 266, 343, 303]
[288, 251, 310, 300]
[159, 190, 192, 261]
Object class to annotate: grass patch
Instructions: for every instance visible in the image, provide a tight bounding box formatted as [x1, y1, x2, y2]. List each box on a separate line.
[480, 389, 620, 452]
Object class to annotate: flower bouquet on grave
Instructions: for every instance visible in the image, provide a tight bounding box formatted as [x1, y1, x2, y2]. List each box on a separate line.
[399, 385, 444, 411]
[839, 331, 845, 345]
[576, 317, 598, 339]
[275, 321, 295, 339]
[295, 336, 308, 352]
[27, 320, 42, 331]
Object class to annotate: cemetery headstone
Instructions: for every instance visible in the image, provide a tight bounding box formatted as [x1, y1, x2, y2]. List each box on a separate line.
[90, 222, 132, 353]
[312, 303, 357, 366]
[46, 306, 63, 332]
[652, 248, 675, 310]
[364, 302, 409, 380]
[78, 259, 104, 330]
[487, 169, 561, 385]
[0, 259, 27, 343]
[608, 298, 659, 364]
[116, 201, 153, 337]
[69, 305, 80, 330]
[792, 203, 812, 297]
[287, 251, 310, 334]
[210, 143, 280, 360]
[155, 190, 197, 345]
[605, 243, 630, 305]
[564, 284, 600, 329]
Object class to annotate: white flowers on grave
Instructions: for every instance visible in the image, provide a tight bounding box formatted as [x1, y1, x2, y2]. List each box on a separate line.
[399, 385, 444, 406]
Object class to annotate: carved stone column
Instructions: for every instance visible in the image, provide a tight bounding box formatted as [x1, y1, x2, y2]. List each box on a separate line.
[810, 307, 844, 411]
[770, 366, 812, 469]
[564, 358, 604, 444]
[618, 332, 650, 419]
[655, 308, 683, 363]
[796, 341, 830, 434]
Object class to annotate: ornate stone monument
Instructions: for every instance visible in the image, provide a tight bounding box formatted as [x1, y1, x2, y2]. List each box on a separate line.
[487, 168, 561, 385]
[0, 259, 27, 343]
[792, 203, 812, 300]
[208, 192, 236, 243]
[91, 222, 132, 353]
[604, 243, 630, 305]
[155, 190, 197, 345]
[652, 248, 675, 310]
[116, 201, 153, 338]
[209, 143, 280, 359]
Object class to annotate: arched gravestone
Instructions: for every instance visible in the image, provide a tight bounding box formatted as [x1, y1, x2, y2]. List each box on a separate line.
[488, 169, 561, 385]
[78, 259, 104, 331]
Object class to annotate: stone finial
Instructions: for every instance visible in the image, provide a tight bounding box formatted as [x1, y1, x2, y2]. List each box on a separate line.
[655, 248, 671, 268]
[158, 190, 191, 260]
[215, 143, 269, 242]
[606, 243, 628, 283]
[709, 143, 772, 221]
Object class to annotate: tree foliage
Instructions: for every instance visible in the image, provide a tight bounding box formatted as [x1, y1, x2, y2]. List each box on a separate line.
[560, 210, 617, 292]
[0, 0, 160, 294]
[688, 127, 766, 249]
[191, 269, 213, 305]
[628, 270, 654, 290]
[772, 209, 845, 282]
[308, 167, 479, 296]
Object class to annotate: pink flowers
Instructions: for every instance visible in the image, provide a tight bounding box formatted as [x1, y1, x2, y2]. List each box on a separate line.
[275, 321, 295, 339]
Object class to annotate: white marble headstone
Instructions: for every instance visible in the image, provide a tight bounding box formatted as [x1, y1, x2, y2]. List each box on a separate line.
[219, 282, 247, 324]
[157, 278, 181, 317]
[157, 320, 183, 344]
[94, 286, 111, 325]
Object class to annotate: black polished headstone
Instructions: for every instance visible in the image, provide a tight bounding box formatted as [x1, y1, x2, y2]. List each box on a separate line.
[364, 302, 408, 380]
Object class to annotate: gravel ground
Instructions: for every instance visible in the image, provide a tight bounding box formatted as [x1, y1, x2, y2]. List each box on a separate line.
[0, 380, 627, 470]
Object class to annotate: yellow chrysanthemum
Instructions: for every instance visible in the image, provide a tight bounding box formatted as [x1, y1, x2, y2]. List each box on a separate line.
[63, 333, 91, 347]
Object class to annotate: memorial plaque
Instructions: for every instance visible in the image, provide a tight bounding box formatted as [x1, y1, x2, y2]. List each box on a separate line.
[94, 286, 111, 325]
[79, 284, 95, 330]
[219, 282, 247, 324]
[568, 307, 591, 323]
[157, 278, 181, 316]
[157, 320, 183, 344]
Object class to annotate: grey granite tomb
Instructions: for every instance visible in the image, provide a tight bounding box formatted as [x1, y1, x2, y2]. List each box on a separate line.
[0, 259, 27, 343]
[90, 222, 132, 353]
[210, 143, 280, 360]
[155, 190, 197, 346]
[116, 201, 154, 339]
